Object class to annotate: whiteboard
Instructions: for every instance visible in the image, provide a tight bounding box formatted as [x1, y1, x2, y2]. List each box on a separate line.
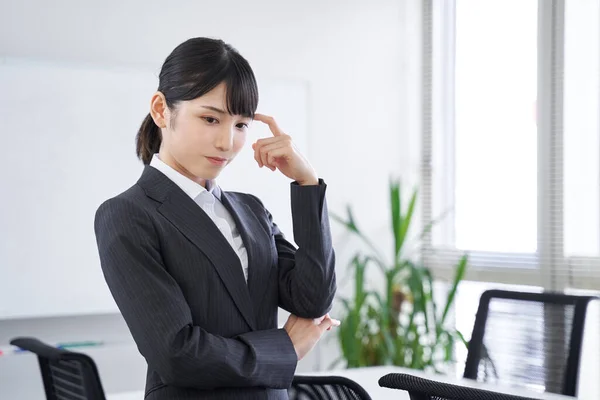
[0, 57, 308, 319]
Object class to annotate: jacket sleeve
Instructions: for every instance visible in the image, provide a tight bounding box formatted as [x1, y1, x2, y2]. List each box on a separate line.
[268, 179, 337, 318]
[94, 197, 297, 390]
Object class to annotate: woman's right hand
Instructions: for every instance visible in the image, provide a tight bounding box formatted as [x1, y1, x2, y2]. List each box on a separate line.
[283, 313, 341, 360]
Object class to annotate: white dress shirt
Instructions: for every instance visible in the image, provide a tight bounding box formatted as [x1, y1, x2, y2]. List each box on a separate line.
[149, 154, 249, 282]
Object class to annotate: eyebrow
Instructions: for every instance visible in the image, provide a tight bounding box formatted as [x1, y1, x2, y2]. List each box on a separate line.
[201, 105, 227, 114]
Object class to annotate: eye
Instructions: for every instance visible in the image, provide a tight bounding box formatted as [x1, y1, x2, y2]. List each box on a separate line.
[202, 116, 219, 124]
[236, 122, 249, 130]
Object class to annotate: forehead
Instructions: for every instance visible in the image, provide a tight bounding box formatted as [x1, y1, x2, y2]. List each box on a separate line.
[184, 83, 251, 118]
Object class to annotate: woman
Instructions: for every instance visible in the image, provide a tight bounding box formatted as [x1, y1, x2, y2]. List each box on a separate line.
[94, 37, 338, 399]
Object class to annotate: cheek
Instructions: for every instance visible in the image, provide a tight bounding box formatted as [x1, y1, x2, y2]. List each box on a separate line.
[232, 131, 247, 153]
[173, 120, 208, 147]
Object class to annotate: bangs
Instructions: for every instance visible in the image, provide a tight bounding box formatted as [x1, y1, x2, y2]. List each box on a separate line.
[223, 57, 259, 118]
[164, 44, 259, 118]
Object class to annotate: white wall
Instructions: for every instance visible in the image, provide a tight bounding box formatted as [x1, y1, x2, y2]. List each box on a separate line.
[0, 0, 419, 398]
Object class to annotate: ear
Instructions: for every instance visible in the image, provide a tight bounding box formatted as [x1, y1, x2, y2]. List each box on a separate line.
[150, 91, 168, 128]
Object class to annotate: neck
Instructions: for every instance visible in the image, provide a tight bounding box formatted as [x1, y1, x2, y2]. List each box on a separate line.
[157, 150, 207, 188]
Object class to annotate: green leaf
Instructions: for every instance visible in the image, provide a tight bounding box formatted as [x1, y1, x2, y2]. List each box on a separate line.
[454, 330, 469, 349]
[380, 327, 396, 364]
[408, 323, 424, 369]
[338, 307, 362, 368]
[331, 209, 388, 268]
[396, 187, 418, 261]
[390, 179, 402, 258]
[440, 254, 469, 327]
[387, 260, 409, 287]
[444, 332, 455, 362]
[421, 267, 439, 333]
[405, 262, 430, 335]
[351, 255, 368, 309]
[369, 290, 391, 332]
[416, 206, 452, 243]
[333, 205, 359, 233]
[369, 291, 388, 311]
[393, 334, 406, 366]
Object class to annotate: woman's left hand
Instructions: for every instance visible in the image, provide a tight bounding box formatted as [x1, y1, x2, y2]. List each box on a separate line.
[252, 113, 319, 186]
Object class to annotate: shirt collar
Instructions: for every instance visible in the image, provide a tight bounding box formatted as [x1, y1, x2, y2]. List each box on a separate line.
[149, 153, 221, 200]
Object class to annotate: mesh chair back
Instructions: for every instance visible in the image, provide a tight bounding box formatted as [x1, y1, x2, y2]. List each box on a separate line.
[379, 372, 541, 400]
[10, 337, 106, 400]
[289, 375, 372, 400]
[463, 290, 597, 396]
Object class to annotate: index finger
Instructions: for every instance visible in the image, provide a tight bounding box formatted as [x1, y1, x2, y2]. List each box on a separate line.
[253, 113, 284, 137]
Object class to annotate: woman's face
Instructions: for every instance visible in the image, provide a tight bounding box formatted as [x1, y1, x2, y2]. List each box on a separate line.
[153, 82, 251, 185]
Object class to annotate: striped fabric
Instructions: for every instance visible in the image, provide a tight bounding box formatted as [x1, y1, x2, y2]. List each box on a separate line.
[94, 166, 336, 399]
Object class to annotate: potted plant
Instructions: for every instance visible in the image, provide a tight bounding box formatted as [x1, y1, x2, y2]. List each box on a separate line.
[329, 179, 469, 372]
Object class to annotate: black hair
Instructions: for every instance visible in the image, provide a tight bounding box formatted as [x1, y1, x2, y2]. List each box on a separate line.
[136, 37, 259, 165]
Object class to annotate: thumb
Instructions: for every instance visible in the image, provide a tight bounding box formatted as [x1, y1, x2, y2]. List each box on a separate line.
[284, 314, 298, 330]
[313, 314, 328, 325]
[321, 316, 341, 331]
[318, 316, 334, 332]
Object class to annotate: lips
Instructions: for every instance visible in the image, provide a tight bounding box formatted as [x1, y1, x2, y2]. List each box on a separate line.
[206, 156, 228, 166]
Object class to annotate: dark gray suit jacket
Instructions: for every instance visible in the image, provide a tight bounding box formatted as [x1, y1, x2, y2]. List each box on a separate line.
[94, 166, 336, 399]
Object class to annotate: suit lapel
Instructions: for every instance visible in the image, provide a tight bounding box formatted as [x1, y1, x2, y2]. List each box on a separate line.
[220, 192, 274, 319]
[138, 167, 257, 330]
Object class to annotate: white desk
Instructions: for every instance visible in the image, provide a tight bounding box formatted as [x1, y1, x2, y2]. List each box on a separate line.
[106, 366, 578, 400]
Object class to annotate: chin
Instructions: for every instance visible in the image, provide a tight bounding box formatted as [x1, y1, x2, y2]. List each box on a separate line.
[198, 167, 222, 181]
[181, 164, 217, 182]
[205, 172, 221, 181]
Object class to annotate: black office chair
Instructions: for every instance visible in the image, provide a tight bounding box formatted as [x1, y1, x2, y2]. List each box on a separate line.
[463, 289, 597, 396]
[379, 373, 541, 400]
[289, 375, 372, 400]
[10, 337, 107, 400]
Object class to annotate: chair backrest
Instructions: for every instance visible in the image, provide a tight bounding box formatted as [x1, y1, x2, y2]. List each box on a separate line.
[10, 337, 107, 400]
[289, 375, 372, 400]
[378, 372, 540, 400]
[463, 289, 597, 396]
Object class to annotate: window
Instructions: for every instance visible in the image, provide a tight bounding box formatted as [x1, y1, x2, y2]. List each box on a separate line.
[563, 0, 600, 259]
[424, 0, 600, 290]
[454, 0, 538, 253]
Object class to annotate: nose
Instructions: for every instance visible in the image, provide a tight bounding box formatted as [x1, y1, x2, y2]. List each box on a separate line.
[214, 125, 234, 152]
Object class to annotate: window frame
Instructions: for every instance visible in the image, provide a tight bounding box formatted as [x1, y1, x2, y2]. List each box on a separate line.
[421, 0, 600, 291]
